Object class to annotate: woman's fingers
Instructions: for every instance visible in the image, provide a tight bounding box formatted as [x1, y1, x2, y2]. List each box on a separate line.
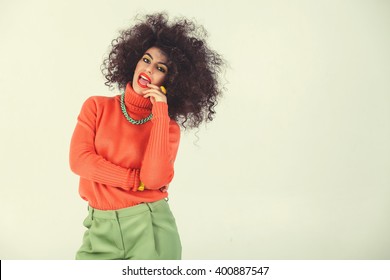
[143, 85, 167, 104]
[160, 184, 169, 192]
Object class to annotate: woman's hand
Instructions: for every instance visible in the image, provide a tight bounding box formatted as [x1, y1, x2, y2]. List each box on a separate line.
[143, 84, 167, 104]
[138, 183, 169, 192]
[160, 184, 169, 192]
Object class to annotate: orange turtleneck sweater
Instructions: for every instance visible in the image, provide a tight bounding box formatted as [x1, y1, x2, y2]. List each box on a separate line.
[69, 83, 181, 210]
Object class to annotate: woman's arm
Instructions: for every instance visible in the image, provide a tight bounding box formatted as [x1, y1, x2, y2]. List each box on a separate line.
[69, 97, 140, 191]
[140, 102, 181, 190]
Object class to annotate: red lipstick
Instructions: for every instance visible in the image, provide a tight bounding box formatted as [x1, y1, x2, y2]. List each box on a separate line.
[137, 72, 151, 88]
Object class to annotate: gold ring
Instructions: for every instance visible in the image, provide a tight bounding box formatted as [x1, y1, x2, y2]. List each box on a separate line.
[160, 86, 167, 95]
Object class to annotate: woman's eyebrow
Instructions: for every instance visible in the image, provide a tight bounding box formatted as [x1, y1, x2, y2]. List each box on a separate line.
[145, 52, 168, 66]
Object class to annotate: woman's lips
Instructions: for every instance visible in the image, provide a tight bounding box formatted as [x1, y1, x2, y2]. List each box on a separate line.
[137, 73, 151, 88]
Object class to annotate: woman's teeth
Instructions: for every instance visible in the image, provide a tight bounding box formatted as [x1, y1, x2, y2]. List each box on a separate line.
[138, 74, 151, 88]
[139, 74, 151, 83]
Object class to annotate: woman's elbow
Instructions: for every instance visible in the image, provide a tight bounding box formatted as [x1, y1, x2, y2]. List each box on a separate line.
[142, 171, 174, 190]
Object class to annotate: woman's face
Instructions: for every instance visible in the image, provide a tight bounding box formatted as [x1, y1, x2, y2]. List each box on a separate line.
[132, 46, 169, 95]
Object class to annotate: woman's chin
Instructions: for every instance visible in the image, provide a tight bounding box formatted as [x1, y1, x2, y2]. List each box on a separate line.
[132, 82, 145, 95]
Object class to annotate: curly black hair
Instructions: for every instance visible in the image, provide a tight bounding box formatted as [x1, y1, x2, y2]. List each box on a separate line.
[101, 13, 225, 129]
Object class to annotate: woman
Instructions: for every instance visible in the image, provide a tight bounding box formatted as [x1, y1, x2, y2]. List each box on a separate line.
[69, 13, 224, 260]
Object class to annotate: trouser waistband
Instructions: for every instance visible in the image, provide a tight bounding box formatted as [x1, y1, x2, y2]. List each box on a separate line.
[88, 199, 167, 220]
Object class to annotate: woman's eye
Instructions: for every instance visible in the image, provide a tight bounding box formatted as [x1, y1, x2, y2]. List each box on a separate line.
[142, 57, 150, 63]
[157, 66, 167, 73]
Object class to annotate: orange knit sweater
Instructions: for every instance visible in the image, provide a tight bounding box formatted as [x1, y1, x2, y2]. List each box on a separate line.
[69, 83, 181, 210]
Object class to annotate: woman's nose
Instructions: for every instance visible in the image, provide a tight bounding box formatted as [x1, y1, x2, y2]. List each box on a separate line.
[145, 64, 153, 74]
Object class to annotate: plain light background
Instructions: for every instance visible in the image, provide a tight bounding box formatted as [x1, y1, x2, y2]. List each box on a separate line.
[0, 0, 389, 259]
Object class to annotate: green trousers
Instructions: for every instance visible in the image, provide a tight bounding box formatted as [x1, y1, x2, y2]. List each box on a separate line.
[76, 199, 182, 260]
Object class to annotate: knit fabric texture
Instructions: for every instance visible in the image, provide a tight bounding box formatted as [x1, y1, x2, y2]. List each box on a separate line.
[70, 83, 181, 210]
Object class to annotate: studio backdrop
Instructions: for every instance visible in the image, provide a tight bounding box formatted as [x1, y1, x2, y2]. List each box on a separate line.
[0, 0, 389, 259]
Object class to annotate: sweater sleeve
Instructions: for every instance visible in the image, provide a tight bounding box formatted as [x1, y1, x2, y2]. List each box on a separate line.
[69, 97, 140, 190]
[140, 102, 181, 190]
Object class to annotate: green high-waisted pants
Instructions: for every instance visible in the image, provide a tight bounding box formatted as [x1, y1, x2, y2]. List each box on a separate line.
[76, 199, 182, 260]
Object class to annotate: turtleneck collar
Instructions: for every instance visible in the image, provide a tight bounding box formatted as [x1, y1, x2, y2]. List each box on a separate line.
[124, 82, 152, 111]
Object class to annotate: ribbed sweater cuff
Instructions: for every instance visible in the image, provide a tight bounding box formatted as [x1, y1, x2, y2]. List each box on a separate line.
[152, 102, 169, 121]
[92, 160, 140, 189]
[150, 103, 169, 154]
